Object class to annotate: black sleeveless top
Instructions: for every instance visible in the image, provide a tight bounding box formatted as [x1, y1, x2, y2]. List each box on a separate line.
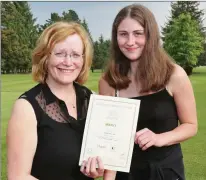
[115, 89, 185, 180]
[19, 82, 93, 180]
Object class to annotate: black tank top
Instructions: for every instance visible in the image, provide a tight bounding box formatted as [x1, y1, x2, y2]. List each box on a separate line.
[19, 83, 93, 180]
[115, 88, 185, 180]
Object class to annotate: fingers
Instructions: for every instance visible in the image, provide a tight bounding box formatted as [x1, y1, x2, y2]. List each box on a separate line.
[135, 128, 149, 138]
[142, 141, 153, 151]
[85, 157, 92, 175]
[135, 128, 158, 150]
[80, 160, 89, 176]
[90, 157, 99, 177]
[96, 156, 104, 175]
[138, 137, 149, 148]
[80, 156, 104, 178]
[135, 128, 149, 144]
[136, 133, 149, 144]
[80, 160, 86, 173]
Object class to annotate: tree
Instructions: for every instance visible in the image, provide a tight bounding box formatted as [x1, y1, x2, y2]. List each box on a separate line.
[93, 41, 100, 71]
[92, 35, 111, 71]
[1, 1, 38, 73]
[162, 2, 205, 37]
[162, 1, 205, 67]
[81, 18, 93, 42]
[1, 2, 16, 73]
[39, 9, 81, 33]
[197, 42, 206, 66]
[62, 10, 80, 22]
[164, 13, 204, 75]
[38, 12, 62, 34]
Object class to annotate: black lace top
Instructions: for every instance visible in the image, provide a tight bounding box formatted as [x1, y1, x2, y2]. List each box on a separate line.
[19, 82, 93, 180]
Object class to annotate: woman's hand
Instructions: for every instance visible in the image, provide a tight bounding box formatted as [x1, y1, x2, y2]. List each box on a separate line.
[135, 128, 164, 150]
[80, 156, 104, 178]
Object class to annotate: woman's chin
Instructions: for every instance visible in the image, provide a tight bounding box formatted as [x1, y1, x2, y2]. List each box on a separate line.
[127, 56, 140, 61]
[124, 54, 141, 61]
[54, 77, 76, 85]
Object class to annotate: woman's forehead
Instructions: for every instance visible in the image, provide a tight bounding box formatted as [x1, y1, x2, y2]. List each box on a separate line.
[53, 34, 84, 52]
[118, 17, 144, 31]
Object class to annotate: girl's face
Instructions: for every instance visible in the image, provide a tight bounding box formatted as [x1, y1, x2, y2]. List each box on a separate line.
[47, 34, 84, 85]
[117, 17, 146, 61]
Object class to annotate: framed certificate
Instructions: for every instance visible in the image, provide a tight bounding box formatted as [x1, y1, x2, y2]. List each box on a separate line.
[79, 94, 140, 172]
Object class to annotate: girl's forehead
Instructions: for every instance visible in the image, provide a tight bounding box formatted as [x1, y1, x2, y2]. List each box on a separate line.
[118, 17, 144, 31]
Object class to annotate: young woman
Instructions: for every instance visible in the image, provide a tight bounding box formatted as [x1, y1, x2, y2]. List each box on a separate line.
[98, 4, 197, 180]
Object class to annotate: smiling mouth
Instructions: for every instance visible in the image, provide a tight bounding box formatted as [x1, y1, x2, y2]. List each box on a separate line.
[125, 47, 138, 51]
[57, 68, 74, 73]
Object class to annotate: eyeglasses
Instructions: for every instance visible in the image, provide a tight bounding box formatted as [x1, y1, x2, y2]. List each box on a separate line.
[51, 51, 84, 61]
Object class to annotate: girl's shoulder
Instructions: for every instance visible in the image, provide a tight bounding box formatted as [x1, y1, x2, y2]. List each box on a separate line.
[99, 75, 115, 96]
[167, 64, 190, 95]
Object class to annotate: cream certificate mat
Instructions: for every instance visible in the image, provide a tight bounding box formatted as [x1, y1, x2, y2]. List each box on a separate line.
[79, 94, 140, 172]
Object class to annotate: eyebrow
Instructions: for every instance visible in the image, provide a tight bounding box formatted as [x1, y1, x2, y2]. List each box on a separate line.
[53, 48, 67, 52]
[72, 50, 82, 54]
[133, 30, 144, 33]
[118, 30, 144, 33]
[54, 49, 81, 54]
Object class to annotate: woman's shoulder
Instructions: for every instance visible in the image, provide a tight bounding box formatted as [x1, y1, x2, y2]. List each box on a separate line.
[172, 64, 187, 78]
[10, 96, 37, 127]
[167, 64, 190, 94]
[169, 64, 189, 85]
[19, 83, 42, 99]
[17, 84, 43, 118]
[99, 75, 115, 96]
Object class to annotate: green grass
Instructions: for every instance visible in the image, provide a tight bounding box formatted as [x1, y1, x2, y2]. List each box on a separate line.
[1, 67, 206, 180]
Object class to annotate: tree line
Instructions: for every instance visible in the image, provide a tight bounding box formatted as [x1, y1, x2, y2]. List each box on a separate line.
[1, 1, 206, 75]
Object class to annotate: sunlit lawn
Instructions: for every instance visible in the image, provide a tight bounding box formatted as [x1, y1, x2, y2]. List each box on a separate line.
[1, 67, 206, 180]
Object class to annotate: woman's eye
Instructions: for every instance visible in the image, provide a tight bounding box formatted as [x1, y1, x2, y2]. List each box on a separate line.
[55, 53, 61, 55]
[120, 33, 127, 37]
[73, 54, 80, 58]
[55, 52, 65, 57]
[134, 32, 144, 37]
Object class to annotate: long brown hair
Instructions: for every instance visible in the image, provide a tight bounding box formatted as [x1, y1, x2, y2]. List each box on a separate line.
[104, 4, 174, 93]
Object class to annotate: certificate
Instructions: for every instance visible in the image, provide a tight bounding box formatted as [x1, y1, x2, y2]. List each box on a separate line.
[79, 94, 140, 172]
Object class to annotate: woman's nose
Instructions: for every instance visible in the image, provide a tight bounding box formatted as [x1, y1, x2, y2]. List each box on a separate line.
[62, 55, 73, 66]
[127, 34, 135, 46]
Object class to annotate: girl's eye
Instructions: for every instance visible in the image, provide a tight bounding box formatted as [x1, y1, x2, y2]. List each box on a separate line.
[134, 32, 144, 37]
[120, 33, 127, 37]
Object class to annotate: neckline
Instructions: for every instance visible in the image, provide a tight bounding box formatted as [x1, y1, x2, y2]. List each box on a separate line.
[129, 88, 168, 99]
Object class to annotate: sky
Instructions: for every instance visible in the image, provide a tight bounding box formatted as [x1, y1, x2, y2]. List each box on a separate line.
[29, 1, 206, 41]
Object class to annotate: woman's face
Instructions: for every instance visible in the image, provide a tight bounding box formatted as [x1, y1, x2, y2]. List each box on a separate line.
[117, 17, 146, 61]
[47, 33, 84, 85]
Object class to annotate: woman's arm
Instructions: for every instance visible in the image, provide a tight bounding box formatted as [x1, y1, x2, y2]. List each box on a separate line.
[159, 64, 198, 146]
[103, 170, 116, 180]
[7, 99, 38, 180]
[135, 64, 198, 150]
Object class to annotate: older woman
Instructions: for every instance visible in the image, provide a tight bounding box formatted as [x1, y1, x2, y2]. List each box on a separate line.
[7, 21, 107, 180]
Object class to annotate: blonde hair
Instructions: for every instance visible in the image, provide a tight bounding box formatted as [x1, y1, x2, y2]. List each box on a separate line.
[32, 21, 93, 84]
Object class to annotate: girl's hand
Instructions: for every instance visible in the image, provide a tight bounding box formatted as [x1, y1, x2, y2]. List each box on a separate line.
[135, 128, 164, 150]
